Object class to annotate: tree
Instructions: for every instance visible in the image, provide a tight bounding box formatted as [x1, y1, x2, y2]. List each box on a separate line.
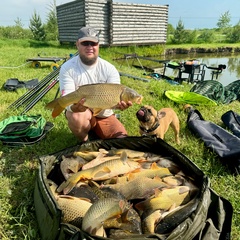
[171, 19, 186, 44]
[167, 23, 175, 35]
[14, 18, 24, 28]
[185, 30, 197, 43]
[29, 10, 46, 41]
[45, 0, 59, 41]
[217, 11, 231, 29]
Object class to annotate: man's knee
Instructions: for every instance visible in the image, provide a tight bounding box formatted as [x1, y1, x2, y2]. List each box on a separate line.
[93, 115, 128, 139]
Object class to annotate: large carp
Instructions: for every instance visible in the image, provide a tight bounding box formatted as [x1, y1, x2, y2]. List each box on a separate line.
[82, 198, 127, 236]
[46, 83, 143, 118]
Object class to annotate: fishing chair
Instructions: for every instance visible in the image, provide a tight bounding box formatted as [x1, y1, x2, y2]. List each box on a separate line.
[206, 64, 227, 80]
[180, 60, 206, 83]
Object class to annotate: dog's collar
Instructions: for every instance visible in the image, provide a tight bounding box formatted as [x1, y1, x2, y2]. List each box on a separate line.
[140, 120, 160, 133]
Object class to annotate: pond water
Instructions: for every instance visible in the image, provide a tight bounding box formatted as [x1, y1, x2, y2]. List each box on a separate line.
[162, 53, 240, 86]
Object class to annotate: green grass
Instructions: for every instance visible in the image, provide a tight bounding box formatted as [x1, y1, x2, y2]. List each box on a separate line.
[0, 39, 239, 239]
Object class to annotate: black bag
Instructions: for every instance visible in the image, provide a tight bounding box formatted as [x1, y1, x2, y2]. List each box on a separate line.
[34, 136, 233, 240]
[187, 109, 240, 174]
[3, 78, 39, 91]
[221, 110, 240, 138]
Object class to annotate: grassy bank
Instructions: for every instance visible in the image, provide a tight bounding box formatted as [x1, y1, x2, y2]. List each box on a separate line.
[0, 39, 239, 239]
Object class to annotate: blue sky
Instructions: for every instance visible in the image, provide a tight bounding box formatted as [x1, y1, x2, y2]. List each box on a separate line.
[0, 0, 239, 29]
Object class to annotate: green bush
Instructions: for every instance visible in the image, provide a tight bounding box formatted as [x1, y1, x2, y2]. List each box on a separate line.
[226, 23, 240, 43]
[0, 26, 32, 39]
[197, 30, 215, 43]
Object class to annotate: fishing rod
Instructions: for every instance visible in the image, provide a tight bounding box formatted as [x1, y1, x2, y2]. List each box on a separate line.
[21, 77, 59, 114]
[9, 67, 59, 108]
[119, 72, 150, 82]
[18, 70, 60, 108]
[8, 52, 79, 110]
[8, 67, 60, 109]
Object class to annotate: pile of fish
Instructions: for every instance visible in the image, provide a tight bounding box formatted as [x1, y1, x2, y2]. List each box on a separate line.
[47, 148, 199, 238]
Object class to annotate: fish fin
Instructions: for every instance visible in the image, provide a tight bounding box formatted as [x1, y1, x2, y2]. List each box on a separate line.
[150, 162, 160, 169]
[67, 164, 80, 173]
[92, 108, 103, 116]
[56, 181, 67, 193]
[121, 210, 129, 222]
[98, 148, 108, 155]
[57, 180, 76, 195]
[154, 188, 162, 197]
[78, 197, 92, 202]
[136, 158, 148, 163]
[120, 151, 128, 164]
[169, 203, 176, 211]
[61, 195, 91, 203]
[46, 99, 65, 118]
[86, 226, 95, 235]
[153, 176, 162, 181]
[128, 173, 136, 181]
[58, 195, 76, 200]
[119, 199, 126, 210]
[45, 98, 58, 109]
[179, 186, 190, 194]
[93, 167, 111, 178]
[88, 180, 100, 188]
[130, 168, 141, 173]
[135, 201, 145, 211]
[95, 226, 106, 237]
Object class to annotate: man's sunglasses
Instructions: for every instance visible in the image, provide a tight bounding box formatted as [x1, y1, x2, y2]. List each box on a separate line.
[81, 41, 98, 47]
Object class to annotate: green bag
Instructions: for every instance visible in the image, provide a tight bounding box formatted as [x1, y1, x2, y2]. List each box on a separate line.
[0, 115, 54, 146]
[34, 136, 233, 240]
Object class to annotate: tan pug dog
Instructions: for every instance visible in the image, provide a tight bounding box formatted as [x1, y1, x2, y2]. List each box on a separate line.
[136, 105, 180, 144]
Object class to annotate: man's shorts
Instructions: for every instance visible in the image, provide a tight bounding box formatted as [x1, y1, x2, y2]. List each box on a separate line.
[90, 114, 128, 139]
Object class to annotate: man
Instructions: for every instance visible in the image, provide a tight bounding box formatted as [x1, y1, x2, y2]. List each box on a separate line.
[59, 26, 132, 142]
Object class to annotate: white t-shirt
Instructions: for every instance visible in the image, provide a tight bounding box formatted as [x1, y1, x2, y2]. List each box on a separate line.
[59, 55, 120, 117]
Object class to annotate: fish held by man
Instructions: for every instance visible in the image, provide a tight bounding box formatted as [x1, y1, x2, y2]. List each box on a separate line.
[45, 83, 143, 118]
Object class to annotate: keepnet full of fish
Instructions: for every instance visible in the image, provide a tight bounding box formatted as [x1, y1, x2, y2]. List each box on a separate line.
[47, 147, 199, 237]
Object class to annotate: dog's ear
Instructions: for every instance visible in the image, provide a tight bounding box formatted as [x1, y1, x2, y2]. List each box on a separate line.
[157, 111, 166, 119]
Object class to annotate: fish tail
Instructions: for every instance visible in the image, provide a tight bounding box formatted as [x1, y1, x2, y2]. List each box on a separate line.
[46, 99, 65, 118]
[135, 201, 145, 211]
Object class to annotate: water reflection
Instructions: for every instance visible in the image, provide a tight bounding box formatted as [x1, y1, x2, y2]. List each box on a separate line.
[163, 53, 240, 86]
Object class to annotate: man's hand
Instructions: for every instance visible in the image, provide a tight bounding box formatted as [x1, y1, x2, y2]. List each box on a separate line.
[116, 100, 132, 111]
[71, 98, 88, 112]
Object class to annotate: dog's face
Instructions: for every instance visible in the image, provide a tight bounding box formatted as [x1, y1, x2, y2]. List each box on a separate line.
[136, 105, 158, 124]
